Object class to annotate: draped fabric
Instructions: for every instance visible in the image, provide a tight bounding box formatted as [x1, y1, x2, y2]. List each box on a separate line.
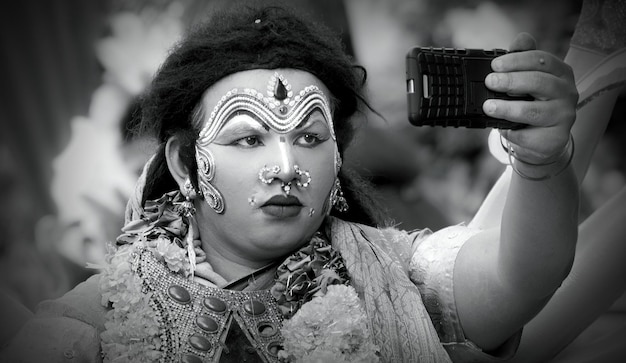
[329, 217, 453, 363]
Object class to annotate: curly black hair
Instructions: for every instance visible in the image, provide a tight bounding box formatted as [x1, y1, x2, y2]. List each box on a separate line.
[139, 1, 387, 226]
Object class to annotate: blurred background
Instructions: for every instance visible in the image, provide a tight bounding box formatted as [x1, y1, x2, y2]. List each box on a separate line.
[0, 0, 623, 318]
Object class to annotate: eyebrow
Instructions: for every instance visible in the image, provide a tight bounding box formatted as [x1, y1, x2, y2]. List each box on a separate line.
[296, 108, 329, 130]
[219, 113, 270, 134]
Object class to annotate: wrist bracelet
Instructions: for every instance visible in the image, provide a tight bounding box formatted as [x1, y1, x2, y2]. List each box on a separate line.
[501, 133, 575, 181]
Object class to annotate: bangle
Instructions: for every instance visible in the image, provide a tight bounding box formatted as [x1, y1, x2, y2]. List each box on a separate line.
[501, 133, 575, 181]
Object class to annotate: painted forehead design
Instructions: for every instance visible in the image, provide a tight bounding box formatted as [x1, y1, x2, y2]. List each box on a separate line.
[197, 72, 335, 145]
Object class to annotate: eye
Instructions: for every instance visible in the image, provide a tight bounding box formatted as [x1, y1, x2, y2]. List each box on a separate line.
[233, 136, 262, 147]
[295, 133, 323, 147]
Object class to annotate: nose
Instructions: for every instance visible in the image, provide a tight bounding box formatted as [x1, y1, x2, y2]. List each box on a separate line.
[274, 138, 298, 183]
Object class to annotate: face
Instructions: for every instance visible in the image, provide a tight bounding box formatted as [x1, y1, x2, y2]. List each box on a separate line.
[192, 69, 338, 264]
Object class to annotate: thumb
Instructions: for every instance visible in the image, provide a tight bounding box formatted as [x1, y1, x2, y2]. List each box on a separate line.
[509, 32, 537, 52]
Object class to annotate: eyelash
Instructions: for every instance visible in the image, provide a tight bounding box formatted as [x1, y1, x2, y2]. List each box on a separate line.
[232, 136, 262, 147]
[297, 133, 325, 147]
[231, 132, 328, 148]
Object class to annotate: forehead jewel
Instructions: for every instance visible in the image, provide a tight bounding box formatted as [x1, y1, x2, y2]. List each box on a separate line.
[268, 73, 292, 115]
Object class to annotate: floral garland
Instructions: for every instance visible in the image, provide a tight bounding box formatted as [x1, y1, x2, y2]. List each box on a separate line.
[100, 242, 163, 362]
[269, 231, 350, 319]
[100, 191, 197, 362]
[280, 284, 379, 363]
[269, 230, 379, 361]
[99, 191, 378, 362]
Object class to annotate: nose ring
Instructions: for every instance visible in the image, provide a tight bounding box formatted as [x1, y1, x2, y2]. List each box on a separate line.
[259, 165, 281, 184]
[294, 165, 311, 188]
[281, 181, 292, 195]
[258, 165, 312, 196]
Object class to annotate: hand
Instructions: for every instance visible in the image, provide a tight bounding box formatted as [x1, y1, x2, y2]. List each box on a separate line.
[483, 33, 578, 164]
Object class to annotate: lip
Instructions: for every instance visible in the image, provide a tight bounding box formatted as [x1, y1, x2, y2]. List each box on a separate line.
[260, 195, 303, 218]
[261, 195, 303, 207]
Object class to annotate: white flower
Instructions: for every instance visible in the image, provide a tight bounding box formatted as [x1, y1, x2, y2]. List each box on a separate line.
[281, 285, 379, 362]
[50, 85, 135, 265]
[49, 3, 183, 267]
[96, 3, 184, 95]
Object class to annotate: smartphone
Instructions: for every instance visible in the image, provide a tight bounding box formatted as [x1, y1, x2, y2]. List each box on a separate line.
[406, 47, 530, 129]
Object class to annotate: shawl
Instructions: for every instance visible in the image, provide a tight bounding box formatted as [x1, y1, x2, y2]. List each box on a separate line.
[329, 218, 453, 363]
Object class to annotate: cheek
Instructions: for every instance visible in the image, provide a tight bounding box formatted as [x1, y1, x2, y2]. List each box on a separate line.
[304, 150, 337, 204]
[209, 150, 258, 201]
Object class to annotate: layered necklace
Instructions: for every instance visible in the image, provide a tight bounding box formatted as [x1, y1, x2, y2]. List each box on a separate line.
[99, 191, 378, 362]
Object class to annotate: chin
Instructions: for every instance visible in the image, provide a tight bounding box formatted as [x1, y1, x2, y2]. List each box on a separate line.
[254, 227, 314, 253]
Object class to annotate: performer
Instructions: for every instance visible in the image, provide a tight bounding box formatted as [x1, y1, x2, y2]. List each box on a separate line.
[1, 2, 579, 362]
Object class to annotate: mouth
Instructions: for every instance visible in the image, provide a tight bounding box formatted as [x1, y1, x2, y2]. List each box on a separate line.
[261, 195, 302, 207]
[260, 195, 303, 218]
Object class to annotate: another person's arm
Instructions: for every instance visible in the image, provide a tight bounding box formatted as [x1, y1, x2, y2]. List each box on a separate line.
[512, 186, 626, 362]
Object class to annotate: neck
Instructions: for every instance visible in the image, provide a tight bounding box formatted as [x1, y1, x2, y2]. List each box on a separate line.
[201, 240, 272, 283]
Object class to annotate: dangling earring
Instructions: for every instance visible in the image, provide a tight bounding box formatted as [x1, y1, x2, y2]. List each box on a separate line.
[178, 178, 196, 217]
[330, 179, 348, 212]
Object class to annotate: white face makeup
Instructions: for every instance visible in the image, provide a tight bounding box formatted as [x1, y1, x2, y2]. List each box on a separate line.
[197, 73, 336, 143]
[195, 71, 339, 195]
[192, 69, 338, 264]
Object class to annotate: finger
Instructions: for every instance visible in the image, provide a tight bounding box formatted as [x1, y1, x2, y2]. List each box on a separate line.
[193, 276, 216, 287]
[195, 262, 228, 286]
[485, 71, 566, 100]
[508, 32, 537, 52]
[194, 247, 206, 263]
[483, 99, 566, 127]
[492, 50, 573, 79]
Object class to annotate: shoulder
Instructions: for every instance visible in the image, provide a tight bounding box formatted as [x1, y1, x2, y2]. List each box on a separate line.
[38, 274, 107, 331]
[0, 275, 106, 363]
[409, 224, 481, 288]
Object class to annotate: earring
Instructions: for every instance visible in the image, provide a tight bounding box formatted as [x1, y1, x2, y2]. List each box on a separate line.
[177, 178, 196, 217]
[330, 179, 348, 212]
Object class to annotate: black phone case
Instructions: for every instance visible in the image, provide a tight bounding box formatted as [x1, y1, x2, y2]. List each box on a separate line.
[406, 47, 529, 129]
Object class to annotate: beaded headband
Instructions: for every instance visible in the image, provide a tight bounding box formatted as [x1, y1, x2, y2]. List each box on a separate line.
[197, 72, 335, 144]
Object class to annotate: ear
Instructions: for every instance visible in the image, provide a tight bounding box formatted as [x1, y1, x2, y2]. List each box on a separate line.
[165, 135, 189, 192]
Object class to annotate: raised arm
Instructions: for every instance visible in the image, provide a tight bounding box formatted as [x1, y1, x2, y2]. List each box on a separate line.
[453, 33, 580, 351]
